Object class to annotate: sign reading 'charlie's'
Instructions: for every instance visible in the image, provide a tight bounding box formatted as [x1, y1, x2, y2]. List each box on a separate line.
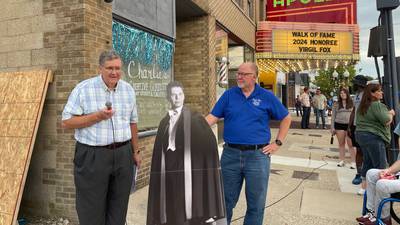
[272, 30, 353, 55]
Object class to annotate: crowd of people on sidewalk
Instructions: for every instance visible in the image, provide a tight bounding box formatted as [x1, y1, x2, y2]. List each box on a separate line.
[297, 75, 400, 225]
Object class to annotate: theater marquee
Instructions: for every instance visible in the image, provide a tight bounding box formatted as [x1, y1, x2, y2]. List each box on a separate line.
[273, 30, 353, 55]
[255, 21, 359, 72]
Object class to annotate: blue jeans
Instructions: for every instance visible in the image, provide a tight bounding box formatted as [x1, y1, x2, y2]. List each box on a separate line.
[221, 145, 271, 225]
[355, 131, 387, 178]
[315, 109, 325, 127]
[301, 107, 311, 128]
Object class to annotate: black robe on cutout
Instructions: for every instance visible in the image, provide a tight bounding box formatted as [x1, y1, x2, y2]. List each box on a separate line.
[147, 107, 226, 225]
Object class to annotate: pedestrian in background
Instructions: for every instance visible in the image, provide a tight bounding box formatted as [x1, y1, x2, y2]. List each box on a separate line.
[348, 75, 368, 193]
[355, 83, 395, 196]
[331, 87, 356, 168]
[327, 97, 334, 116]
[206, 62, 291, 225]
[300, 87, 311, 129]
[62, 50, 141, 225]
[313, 88, 327, 129]
[295, 94, 302, 117]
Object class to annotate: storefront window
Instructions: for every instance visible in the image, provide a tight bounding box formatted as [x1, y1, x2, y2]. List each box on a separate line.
[247, 0, 254, 20]
[259, 0, 265, 21]
[112, 20, 173, 130]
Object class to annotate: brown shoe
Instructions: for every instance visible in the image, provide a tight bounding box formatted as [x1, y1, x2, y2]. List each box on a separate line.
[356, 212, 374, 223]
[362, 216, 392, 225]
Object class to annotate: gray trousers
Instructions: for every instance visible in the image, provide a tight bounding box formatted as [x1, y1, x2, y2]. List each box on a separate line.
[366, 169, 400, 218]
[74, 142, 134, 225]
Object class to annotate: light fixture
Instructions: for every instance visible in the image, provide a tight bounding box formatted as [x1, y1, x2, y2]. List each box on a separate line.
[332, 70, 339, 79]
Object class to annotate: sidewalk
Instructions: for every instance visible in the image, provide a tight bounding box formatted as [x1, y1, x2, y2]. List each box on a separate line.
[126, 112, 364, 225]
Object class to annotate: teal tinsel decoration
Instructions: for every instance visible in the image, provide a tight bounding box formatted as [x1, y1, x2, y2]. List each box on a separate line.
[112, 21, 173, 71]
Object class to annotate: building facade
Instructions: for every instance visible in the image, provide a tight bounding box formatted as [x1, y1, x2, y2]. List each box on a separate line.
[0, 0, 263, 222]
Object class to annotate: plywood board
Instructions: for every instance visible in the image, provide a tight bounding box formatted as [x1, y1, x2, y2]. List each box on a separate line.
[0, 70, 52, 225]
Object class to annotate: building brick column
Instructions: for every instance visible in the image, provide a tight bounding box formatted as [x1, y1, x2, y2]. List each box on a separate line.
[174, 15, 217, 115]
[19, 0, 113, 222]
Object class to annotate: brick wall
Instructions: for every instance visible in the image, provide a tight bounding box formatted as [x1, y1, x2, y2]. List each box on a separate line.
[0, 0, 57, 73]
[10, 0, 158, 222]
[0, 0, 59, 218]
[174, 15, 217, 114]
[135, 135, 155, 189]
[1, 0, 259, 222]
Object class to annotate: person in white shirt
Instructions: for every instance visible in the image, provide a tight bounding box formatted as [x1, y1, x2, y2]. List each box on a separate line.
[312, 88, 327, 129]
[300, 87, 311, 129]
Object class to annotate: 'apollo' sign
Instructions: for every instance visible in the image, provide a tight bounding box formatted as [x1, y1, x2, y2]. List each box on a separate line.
[272, 0, 334, 7]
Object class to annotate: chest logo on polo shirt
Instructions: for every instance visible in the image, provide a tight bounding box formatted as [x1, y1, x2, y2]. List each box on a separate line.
[252, 98, 261, 106]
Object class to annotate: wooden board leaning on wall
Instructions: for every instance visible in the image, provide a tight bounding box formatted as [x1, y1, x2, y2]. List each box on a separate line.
[0, 70, 53, 225]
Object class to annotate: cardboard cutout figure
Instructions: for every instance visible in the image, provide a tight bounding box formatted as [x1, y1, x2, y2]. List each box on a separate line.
[147, 82, 227, 225]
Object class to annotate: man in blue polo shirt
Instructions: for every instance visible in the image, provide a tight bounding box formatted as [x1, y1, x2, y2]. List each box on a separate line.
[206, 62, 291, 225]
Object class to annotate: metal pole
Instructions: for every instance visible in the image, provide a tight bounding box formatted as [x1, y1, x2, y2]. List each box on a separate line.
[381, 11, 394, 109]
[388, 10, 400, 162]
[380, 9, 399, 163]
[386, 10, 399, 120]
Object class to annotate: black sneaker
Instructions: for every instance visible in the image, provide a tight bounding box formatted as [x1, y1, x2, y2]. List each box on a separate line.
[352, 174, 362, 185]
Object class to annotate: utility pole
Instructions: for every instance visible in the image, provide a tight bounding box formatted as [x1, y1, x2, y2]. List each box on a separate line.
[377, 0, 400, 163]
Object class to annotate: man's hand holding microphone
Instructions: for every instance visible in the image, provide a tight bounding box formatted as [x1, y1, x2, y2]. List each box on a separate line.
[96, 101, 114, 121]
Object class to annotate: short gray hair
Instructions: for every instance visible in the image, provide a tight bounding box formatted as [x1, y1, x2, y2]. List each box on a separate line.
[99, 50, 121, 66]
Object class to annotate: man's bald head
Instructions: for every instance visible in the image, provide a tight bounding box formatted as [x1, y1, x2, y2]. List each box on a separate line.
[240, 62, 259, 77]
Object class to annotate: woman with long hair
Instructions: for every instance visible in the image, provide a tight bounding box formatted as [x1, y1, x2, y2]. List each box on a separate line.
[355, 83, 395, 196]
[331, 88, 356, 168]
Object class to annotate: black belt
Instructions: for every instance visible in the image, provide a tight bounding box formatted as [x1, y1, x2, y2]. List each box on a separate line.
[79, 140, 130, 149]
[226, 143, 268, 151]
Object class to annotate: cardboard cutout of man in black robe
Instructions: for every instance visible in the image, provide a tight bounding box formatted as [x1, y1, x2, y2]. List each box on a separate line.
[147, 82, 226, 225]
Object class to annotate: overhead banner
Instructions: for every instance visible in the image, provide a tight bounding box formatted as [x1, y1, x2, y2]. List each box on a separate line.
[266, 0, 357, 24]
[273, 30, 353, 55]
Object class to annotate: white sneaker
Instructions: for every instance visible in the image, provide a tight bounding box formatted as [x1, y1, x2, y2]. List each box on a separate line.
[205, 218, 215, 223]
[357, 188, 366, 196]
[337, 160, 345, 167]
[350, 162, 356, 169]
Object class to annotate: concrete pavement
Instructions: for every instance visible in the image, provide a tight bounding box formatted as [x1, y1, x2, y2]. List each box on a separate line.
[126, 113, 366, 225]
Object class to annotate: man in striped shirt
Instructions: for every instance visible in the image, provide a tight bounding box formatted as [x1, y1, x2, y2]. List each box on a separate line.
[62, 50, 141, 225]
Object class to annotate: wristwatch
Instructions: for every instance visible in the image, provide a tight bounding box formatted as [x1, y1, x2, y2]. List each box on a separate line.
[275, 139, 283, 146]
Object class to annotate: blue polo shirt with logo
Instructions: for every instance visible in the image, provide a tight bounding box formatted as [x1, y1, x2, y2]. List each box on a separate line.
[211, 84, 288, 145]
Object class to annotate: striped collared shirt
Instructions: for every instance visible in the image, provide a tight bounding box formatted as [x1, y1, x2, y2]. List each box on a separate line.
[62, 75, 138, 146]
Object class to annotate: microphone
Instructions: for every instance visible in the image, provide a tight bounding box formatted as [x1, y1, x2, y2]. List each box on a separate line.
[105, 101, 112, 110]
